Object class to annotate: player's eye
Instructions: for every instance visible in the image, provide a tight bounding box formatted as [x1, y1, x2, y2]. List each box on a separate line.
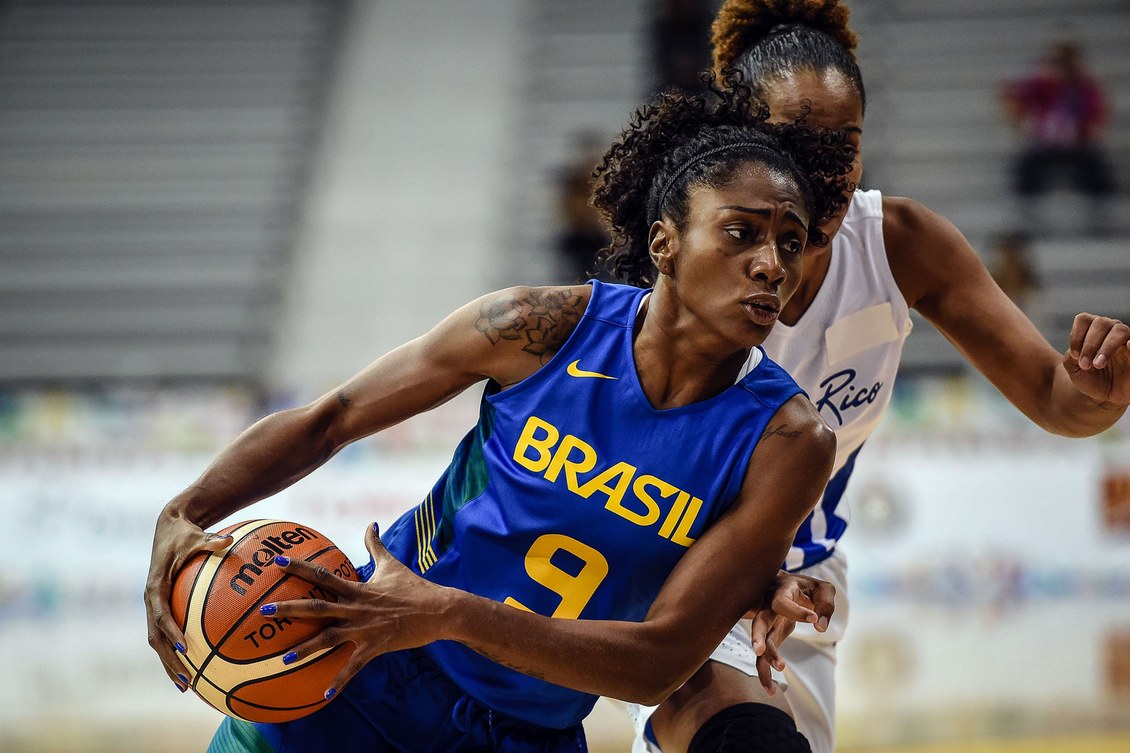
[780, 237, 804, 256]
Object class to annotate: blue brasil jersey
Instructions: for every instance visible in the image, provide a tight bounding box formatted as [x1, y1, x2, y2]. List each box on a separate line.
[382, 280, 803, 729]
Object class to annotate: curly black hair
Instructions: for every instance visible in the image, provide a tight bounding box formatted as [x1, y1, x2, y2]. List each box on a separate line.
[712, 0, 865, 114]
[592, 71, 854, 287]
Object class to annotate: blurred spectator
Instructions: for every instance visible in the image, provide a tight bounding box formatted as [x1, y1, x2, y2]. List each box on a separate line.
[988, 232, 1039, 313]
[1001, 37, 1117, 234]
[553, 130, 611, 283]
[650, 0, 715, 93]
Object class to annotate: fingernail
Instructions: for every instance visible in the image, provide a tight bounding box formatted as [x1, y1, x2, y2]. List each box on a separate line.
[817, 616, 830, 631]
[176, 673, 189, 685]
[373, 522, 381, 536]
[275, 555, 290, 567]
[260, 604, 278, 616]
[283, 652, 298, 665]
[1094, 354, 1108, 368]
[1080, 357, 1092, 370]
[324, 688, 336, 700]
[175, 682, 187, 693]
[174, 642, 186, 654]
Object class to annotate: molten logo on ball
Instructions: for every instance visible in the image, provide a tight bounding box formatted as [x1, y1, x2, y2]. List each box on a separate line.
[229, 525, 321, 595]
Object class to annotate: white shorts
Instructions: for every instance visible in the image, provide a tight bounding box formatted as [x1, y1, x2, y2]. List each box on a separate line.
[628, 547, 849, 753]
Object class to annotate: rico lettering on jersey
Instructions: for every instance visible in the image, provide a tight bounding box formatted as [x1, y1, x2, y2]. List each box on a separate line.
[512, 416, 704, 546]
[813, 368, 883, 426]
[229, 526, 320, 595]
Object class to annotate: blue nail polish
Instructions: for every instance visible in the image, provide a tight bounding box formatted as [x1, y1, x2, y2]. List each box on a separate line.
[324, 688, 336, 700]
[283, 651, 298, 665]
[174, 642, 186, 654]
[260, 604, 277, 616]
[274, 555, 290, 567]
[373, 522, 381, 535]
[175, 682, 186, 693]
[176, 673, 189, 684]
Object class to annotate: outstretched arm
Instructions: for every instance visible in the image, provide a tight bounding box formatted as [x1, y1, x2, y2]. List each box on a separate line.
[146, 285, 592, 690]
[269, 395, 836, 706]
[884, 196, 1129, 437]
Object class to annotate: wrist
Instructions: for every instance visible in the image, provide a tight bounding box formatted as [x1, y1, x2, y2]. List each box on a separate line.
[431, 585, 471, 643]
[170, 484, 230, 529]
[162, 499, 206, 530]
[159, 500, 190, 523]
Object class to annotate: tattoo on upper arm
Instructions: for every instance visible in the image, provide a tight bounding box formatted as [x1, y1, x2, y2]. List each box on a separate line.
[761, 423, 802, 441]
[337, 390, 351, 408]
[475, 289, 585, 363]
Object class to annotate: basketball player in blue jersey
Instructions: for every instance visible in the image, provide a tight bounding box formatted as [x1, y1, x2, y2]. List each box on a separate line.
[145, 76, 857, 752]
[626, 3, 1130, 753]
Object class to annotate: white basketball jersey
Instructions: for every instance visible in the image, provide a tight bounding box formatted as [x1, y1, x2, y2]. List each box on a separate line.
[748, 189, 911, 570]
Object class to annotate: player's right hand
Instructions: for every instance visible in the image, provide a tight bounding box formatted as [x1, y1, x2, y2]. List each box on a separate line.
[262, 522, 449, 701]
[746, 570, 836, 692]
[144, 507, 231, 692]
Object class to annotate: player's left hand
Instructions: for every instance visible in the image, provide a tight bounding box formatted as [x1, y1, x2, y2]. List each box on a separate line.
[261, 522, 448, 701]
[1063, 313, 1130, 409]
[746, 570, 835, 694]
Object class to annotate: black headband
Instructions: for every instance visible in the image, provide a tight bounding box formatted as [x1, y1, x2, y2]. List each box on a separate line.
[653, 142, 781, 222]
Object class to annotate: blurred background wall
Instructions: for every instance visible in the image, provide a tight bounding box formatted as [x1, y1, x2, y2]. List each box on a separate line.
[1, 1, 1129, 751]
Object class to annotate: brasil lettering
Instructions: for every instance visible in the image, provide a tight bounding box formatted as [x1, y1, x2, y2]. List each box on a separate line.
[229, 525, 319, 596]
[512, 416, 703, 547]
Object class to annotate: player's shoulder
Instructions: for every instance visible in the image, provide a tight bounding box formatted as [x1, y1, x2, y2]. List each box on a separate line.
[755, 393, 837, 465]
[737, 352, 807, 412]
[484, 283, 594, 311]
[879, 193, 972, 266]
[464, 284, 597, 384]
[844, 187, 884, 221]
[878, 193, 952, 242]
[878, 193, 983, 307]
[476, 283, 594, 336]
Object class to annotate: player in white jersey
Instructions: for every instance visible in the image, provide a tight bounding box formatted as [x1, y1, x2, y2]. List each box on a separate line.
[624, 2, 1130, 752]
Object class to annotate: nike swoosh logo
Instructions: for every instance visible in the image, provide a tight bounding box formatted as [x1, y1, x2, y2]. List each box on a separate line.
[566, 359, 618, 380]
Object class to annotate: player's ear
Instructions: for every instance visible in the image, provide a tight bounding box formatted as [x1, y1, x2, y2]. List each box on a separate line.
[648, 220, 677, 278]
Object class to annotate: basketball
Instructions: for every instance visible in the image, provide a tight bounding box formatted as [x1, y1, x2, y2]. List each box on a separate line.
[170, 519, 362, 723]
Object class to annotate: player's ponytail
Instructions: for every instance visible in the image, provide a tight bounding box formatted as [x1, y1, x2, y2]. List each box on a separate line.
[712, 0, 865, 113]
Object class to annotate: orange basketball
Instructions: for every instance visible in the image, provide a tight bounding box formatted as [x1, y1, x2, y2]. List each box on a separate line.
[170, 519, 361, 723]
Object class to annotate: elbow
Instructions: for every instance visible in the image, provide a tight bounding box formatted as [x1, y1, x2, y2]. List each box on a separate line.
[616, 678, 680, 707]
[312, 400, 356, 459]
[633, 679, 685, 708]
[630, 690, 670, 708]
[272, 399, 347, 462]
[612, 651, 698, 706]
[1047, 422, 1110, 440]
[1045, 422, 1094, 440]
